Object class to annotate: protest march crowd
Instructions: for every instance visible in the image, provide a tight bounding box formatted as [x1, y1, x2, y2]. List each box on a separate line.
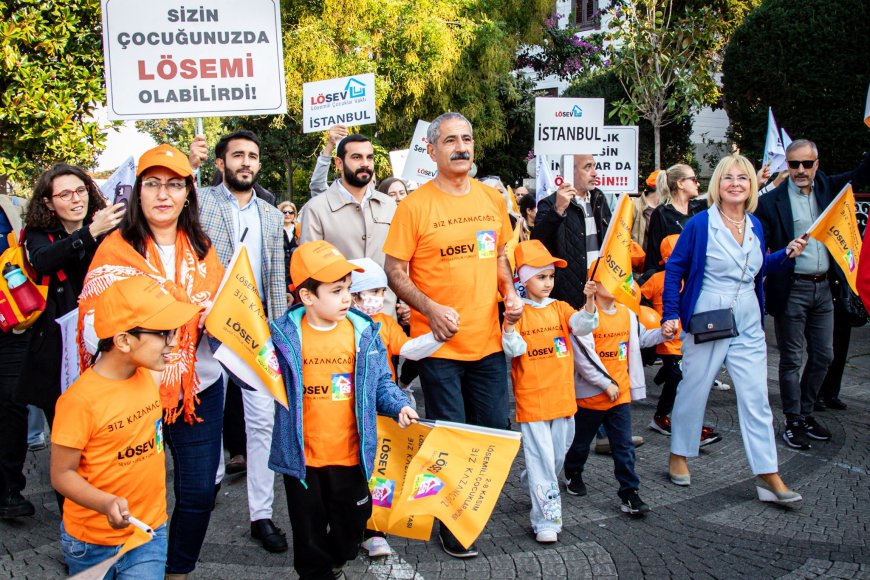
[1, 110, 869, 580]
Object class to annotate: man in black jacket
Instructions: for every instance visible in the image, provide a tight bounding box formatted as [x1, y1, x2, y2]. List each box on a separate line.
[755, 140, 870, 450]
[532, 154, 612, 309]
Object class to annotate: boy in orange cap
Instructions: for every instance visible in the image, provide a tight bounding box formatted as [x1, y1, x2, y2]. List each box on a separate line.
[641, 236, 723, 449]
[268, 240, 418, 580]
[566, 261, 677, 516]
[50, 276, 203, 576]
[502, 240, 598, 543]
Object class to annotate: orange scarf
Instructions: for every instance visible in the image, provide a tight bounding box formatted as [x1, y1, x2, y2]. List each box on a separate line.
[77, 230, 224, 424]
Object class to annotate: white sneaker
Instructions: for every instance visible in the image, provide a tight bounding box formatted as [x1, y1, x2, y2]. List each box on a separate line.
[535, 530, 558, 543]
[362, 536, 391, 557]
[712, 380, 731, 391]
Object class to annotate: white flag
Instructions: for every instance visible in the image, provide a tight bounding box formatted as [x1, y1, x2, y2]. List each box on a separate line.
[762, 108, 785, 173]
[535, 155, 557, 204]
[774, 127, 793, 173]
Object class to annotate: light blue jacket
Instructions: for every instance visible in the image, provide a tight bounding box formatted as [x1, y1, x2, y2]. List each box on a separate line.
[268, 305, 410, 482]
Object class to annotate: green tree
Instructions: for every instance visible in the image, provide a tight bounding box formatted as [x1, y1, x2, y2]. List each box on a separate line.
[722, 0, 870, 174]
[0, 0, 107, 189]
[565, 70, 695, 177]
[136, 117, 227, 188]
[603, 0, 758, 168]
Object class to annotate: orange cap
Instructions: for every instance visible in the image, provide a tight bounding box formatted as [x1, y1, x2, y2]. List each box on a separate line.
[646, 170, 662, 189]
[630, 241, 646, 271]
[94, 277, 203, 339]
[659, 234, 680, 264]
[290, 240, 364, 289]
[137, 144, 193, 177]
[514, 240, 567, 270]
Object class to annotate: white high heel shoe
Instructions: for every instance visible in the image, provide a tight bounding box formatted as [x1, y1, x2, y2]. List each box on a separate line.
[755, 477, 802, 505]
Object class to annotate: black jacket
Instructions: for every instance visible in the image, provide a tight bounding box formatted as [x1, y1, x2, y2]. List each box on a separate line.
[754, 152, 870, 317]
[16, 225, 100, 412]
[644, 199, 706, 274]
[531, 189, 611, 309]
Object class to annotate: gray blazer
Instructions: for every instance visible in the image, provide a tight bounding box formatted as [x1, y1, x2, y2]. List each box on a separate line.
[196, 185, 287, 321]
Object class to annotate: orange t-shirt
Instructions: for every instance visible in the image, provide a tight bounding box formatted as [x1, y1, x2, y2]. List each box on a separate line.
[371, 312, 409, 381]
[579, 304, 632, 411]
[382, 179, 512, 361]
[52, 367, 167, 546]
[640, 272, 682, 356]
[509, 301, 579, 422]
[300, 317, 360, 467]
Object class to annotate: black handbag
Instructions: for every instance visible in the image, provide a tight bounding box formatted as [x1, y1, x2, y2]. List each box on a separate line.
[841, 287, 868, 328]
[688, 254, 748, 344]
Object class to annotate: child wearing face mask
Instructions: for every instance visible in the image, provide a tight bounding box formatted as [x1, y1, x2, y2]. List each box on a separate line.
[348, 258, 444, 558]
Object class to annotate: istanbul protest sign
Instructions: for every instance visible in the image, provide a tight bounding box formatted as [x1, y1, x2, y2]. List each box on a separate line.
[594, 126, 639, 194]
[101, 0, 287, 119]
[402, 120, 439, 185]
[388, 421, 521, 549]
[534, 97, 605, 155]
[302, 73, 376, 133]
[205, 246, 287, 407]
[367, 416, 435, 540]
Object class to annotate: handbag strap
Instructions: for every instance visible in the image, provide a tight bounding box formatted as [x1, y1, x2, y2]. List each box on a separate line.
[730, 253, 750, 309]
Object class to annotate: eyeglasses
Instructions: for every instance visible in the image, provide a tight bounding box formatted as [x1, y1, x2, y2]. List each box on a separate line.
[142, 180, 187, 192]
[682, 176, 699, 184]
[128, 328, 177, 345]
[787, 159, 816, 170]
[282, 210, 296, 216]
[721, 175, 750, 183]
[53, 186, 88, 201]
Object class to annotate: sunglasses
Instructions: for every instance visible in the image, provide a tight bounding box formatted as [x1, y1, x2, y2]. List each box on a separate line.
[682, 176, 699, 183]
[282, 210, 296, 215]
[787, 159, 816, 170]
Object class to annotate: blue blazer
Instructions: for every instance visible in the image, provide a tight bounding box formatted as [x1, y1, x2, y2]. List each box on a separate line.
[662, 209, 794, 327]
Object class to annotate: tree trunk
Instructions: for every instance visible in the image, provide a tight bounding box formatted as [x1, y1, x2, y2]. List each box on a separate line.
[284, 158, 293, 202]
[654, 123, 662, 169]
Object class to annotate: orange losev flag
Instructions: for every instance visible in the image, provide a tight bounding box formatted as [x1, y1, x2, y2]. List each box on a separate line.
[806, 184, 863, 294]
[597, 194, 641, 314]
[205, 246, 287, 407]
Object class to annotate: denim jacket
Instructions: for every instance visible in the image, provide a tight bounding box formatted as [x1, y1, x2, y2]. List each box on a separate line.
[268, 305, 410, 483]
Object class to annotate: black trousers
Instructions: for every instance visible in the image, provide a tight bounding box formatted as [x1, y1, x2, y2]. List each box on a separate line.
[222, 377, 247, 458]
[819, 305, 852, 402]
[654, 355, 682, 418]
[0, 332, 29, 495]
[283, 465, 372, 580]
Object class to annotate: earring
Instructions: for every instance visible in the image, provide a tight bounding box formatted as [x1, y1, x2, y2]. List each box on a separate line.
[184, 199, 190, 207]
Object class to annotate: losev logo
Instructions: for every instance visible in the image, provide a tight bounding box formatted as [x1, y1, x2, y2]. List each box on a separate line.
[845, 249, 856, 272]
[331, 373, 354, 400]
[618, 341, 628, 361]
[410, 473, 445, 499]
[476, 230, 496, 259]
[553, 336, 570, 358]
[369, 477, 396, 508]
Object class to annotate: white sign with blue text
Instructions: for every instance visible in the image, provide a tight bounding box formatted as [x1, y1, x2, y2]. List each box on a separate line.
[534, 97, 605, 155]
[302, 73, 376, 134]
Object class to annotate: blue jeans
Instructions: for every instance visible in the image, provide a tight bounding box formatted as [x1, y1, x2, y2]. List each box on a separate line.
[564, 403, 639, 497]
[27, 405, 45, 445]
[164, 379, 224, 574]
[60, 522, 167, 578]
[417, 351, 508, 428]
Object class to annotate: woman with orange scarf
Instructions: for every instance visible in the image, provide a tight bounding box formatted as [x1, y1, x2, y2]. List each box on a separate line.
[77, 145, 224, 578]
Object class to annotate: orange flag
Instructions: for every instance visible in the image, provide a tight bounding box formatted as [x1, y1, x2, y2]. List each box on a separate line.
[597, 194, 641, 313]
[367, 416, 435, 540]
[205, 246, 287, 407]
[70, 524, 152, 579]
[806, 184, 863, 293]
[387, 421, 521, 549]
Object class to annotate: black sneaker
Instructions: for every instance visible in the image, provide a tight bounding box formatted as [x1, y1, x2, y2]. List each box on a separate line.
[802, 416, 831, 441]
[620, 490, 650, 517]
[782, 420, 811, 450]
[565, 472, 587, 496]
[0, 491, 36, 518]
[439, 527, 478, 558]
[699, 426, 723, 448]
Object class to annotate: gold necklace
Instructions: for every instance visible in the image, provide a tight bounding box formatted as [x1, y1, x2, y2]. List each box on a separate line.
[719, 209, 746, 235]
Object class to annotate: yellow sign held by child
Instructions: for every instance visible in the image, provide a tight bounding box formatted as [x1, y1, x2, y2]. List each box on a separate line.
[205, 246, 287, 407]
[806, 184, 863, 293]
[596, 194, 640, 314]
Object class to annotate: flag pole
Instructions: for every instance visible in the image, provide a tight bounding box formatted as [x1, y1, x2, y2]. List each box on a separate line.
[195, 117, 204, 188]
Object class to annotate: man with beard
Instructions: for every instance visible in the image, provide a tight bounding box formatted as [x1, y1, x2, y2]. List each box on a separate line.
[299, 133, 399, 316]
[194, 129, 289, 554]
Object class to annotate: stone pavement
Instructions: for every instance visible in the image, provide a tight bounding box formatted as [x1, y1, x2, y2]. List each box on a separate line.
[3, 318, 869, 579]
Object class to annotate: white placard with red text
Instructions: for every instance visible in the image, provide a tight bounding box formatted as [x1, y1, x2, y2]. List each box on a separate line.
[101, 0, 287, 119]
[594, 126, 638, 194]
[401, 120, 438, 185]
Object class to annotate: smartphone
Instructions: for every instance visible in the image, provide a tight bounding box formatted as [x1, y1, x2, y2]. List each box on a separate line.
[114, 184, 132, 209]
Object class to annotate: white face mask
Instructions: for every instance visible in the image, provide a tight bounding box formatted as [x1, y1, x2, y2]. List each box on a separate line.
[357, 294, 385, 316]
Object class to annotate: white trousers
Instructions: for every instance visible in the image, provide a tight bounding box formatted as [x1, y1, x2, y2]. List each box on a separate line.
[671, 289, 778, 474]
[520, 418, 575, 533]
[241, 386, 276, 521]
